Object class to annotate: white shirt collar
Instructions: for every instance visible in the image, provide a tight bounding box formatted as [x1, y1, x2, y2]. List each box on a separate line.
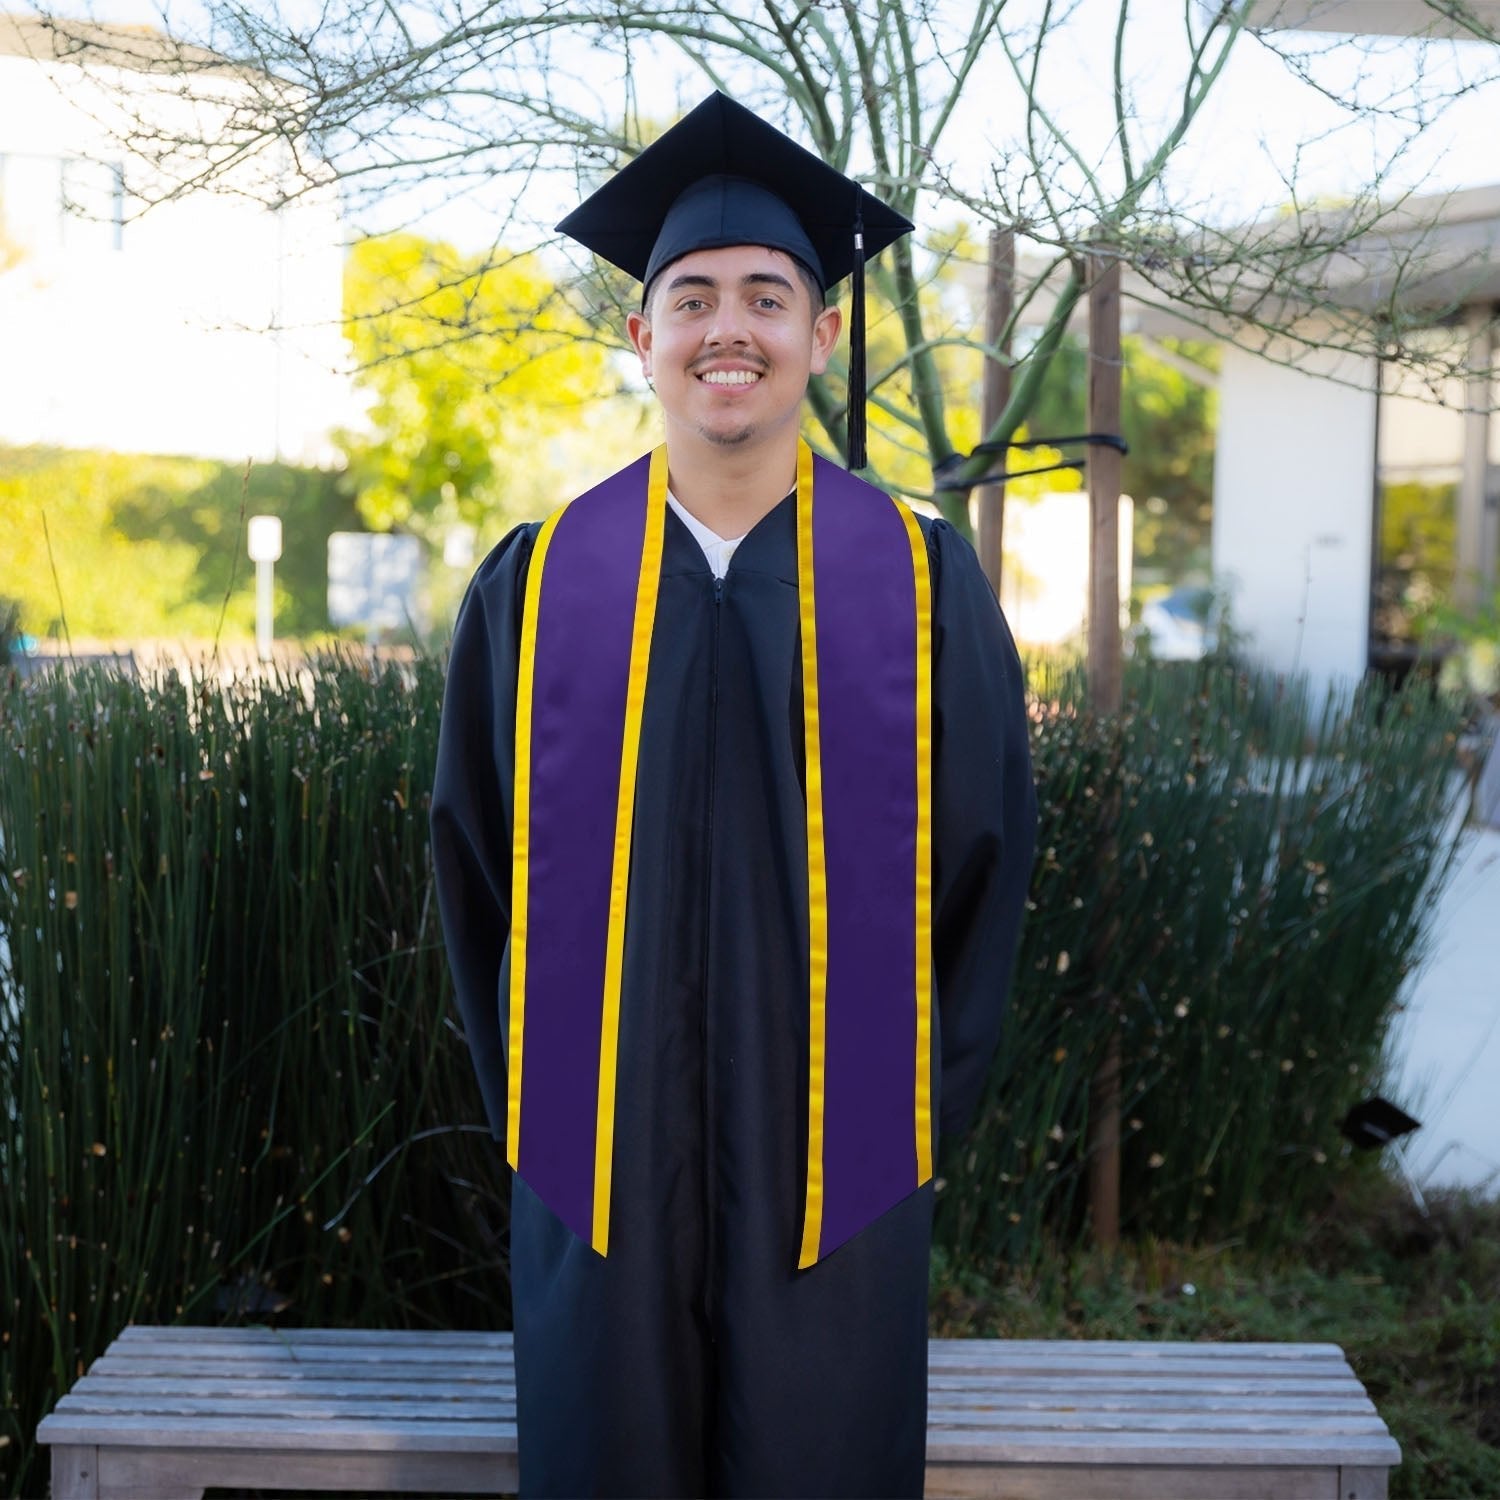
[668, 493, 746, 580]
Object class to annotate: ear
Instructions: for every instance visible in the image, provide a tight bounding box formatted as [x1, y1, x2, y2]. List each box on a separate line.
[626, 309, 653, 376]
[809, 304, 842, 376]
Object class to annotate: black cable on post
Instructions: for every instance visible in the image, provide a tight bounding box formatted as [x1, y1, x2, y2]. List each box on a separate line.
[848, 205, 866, 470]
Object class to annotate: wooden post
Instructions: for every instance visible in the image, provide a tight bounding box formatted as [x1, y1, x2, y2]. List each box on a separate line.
[1086, 248, 1123, 1249]
[1087, 252, 1123, 717]
[1458, 306, 1493, 612]
[976, 228, 1014, 598]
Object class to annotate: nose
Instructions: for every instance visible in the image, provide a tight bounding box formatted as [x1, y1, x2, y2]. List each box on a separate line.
[705, 302, 751, 347]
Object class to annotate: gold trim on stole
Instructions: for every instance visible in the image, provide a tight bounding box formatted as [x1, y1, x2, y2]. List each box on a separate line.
[899, 504, 935, 1185]
[796, 440, 828, 1270]
[592, 447, 668, 1253]
[508, 505, 566, 1169]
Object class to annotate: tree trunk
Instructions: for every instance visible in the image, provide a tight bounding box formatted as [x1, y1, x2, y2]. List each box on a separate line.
[1086, 249, 1123, 1249]
[976, 228, 1014, 598]
[1087, 252, 1123, 717]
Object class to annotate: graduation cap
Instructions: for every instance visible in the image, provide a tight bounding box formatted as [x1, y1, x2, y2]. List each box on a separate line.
[1339, 1097, 1420, 1152]
[556, 92, 914, 470]
[1339, 1096, 1429, 1218]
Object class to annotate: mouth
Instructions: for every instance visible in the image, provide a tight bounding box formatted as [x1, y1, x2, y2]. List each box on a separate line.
[696, 368, 763, 387]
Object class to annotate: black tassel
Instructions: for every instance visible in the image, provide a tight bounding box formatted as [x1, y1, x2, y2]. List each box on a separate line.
[849, 206, 866, 471]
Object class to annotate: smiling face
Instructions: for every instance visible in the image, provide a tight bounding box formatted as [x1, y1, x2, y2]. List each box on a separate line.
[626, 244, 842, 461]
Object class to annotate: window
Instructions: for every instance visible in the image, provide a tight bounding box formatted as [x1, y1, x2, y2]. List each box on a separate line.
[1372, 329, 1467, 660]
[0, 152, 124, 258]
[61, 157, 125, 252]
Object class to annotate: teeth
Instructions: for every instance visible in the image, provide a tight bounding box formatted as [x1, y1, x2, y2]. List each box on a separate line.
[700, 370, 761, 385]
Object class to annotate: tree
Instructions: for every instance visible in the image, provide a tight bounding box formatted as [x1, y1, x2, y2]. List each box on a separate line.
[1025, 335, 1218, 582]
[339, 232, 644, 548]
[32, 0, 1500, 537]
[0, 446, 358, 642]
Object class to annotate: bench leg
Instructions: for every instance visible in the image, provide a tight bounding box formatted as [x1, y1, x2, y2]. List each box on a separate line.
[51, 1446, 100, 1500]
[1339, 1467, 1389, 1500]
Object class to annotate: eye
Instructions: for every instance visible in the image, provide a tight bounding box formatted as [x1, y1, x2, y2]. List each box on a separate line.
[677, 296, 708, 312]
[754, 295, 784, 310]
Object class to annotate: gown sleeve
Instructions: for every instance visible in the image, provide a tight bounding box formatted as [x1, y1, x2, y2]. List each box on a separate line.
[430, 523, 538, 1146]
[926, 518, 1039, 1146]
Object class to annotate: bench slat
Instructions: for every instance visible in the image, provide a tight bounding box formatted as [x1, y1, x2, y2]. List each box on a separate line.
[83, 1355, 519, 1379]
[38, 1412, 1402, 1459]
[68, 1366, 1377, 1412]
[57, 1377, 1377, 1416]
[926, 1431, 1401, 1462]
[929, 1412, 1394, 1435]
[927, 1339, 1350, 1359]
[924, 1462, 1348, 1500]
[114, 1338, 1350, 1362]
[39, 1414, 518, 1449]
[927, 1356, 1356, 1378]
[110, 1327, 1348, 1357]
[108, 1331, 1351, 1359]
[51, 1392, 1382, 1423]
[83, 1349, 1368, 1382]
[108, 1332, 513, 1356]
[61, 1374, 1374, 1404]
[53, 1395, 518, 1421]
[40, 1410, 1399, 1464]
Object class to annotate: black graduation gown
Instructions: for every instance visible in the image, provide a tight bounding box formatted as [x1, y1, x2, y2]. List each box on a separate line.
[430, 487, 1037, 1499]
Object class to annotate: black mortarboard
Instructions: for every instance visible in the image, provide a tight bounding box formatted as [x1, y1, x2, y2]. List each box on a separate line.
[1339, 1096, 1421, 1151]
[556, 91, 914, 470]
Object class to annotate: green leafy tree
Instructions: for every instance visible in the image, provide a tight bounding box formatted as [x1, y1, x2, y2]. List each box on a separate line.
[1024, 336, 1218, 581]
[853, 221, 1079, 504]
[1374, 478, 1458, 646]
[0, 447, 357, 642]
[339, 234, 647, 553]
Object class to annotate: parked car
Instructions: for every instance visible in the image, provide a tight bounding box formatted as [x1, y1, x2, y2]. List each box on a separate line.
[1136, 585, 1219, 661]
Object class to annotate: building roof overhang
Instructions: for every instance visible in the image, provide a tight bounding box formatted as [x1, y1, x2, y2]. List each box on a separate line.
[0, 12, 255, 78]
[1243, 0, 1500, 40]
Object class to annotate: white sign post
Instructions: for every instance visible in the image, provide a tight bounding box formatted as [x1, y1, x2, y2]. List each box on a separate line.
[248, 515, 283, 662]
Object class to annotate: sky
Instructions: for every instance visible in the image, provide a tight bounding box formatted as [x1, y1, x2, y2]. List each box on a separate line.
[57, 0, 1500, 264]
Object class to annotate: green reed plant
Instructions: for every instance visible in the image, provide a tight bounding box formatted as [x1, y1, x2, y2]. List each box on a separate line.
[0, 601, 19, 659]
[0, 654, 1466, 1496]
[934, 665, 1465, 1269]
[0, 657, 507, 1499]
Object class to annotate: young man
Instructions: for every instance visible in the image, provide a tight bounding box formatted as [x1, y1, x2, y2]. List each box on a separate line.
[431, 93, 1037, 1499]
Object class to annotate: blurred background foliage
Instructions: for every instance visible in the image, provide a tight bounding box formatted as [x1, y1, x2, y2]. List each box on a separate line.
[0, 448, 359, 643]
[0, 654, 1464, 1496]
[1023, 334, 1219, 585]
[1, 237, 1220, 655]
[338, 233, 648, 548]
[0, 233, 654, 649]
[1374, 477, 1459, 651]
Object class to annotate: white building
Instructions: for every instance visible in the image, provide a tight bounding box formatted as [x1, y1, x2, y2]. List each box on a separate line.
[1215, 0, 1500, 691]
[996, 195, 1500, 697]
[1213, 261, 1499, 692]
[0, 14, 353, 465]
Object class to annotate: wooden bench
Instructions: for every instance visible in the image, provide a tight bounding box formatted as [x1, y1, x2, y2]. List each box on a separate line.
[37, 1326, 1399, 1499]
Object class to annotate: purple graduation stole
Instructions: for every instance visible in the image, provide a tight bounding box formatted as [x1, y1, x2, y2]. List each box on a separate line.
[508, 441, 933, 1267]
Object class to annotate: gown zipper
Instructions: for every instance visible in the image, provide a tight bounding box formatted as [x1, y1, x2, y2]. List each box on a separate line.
[702, 571, 723, 1331]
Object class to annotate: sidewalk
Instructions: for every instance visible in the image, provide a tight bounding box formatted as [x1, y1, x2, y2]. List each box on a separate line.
[1390, 823, 1500, 1195]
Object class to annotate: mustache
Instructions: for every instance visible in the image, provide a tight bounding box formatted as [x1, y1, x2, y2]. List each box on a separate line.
[689, 355, 769, 375]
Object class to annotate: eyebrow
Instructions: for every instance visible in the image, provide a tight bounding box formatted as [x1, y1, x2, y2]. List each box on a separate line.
[664, 270, 797, 295]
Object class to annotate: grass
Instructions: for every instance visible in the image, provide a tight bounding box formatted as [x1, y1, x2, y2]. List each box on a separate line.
[930, 1171, 1500, 1500]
